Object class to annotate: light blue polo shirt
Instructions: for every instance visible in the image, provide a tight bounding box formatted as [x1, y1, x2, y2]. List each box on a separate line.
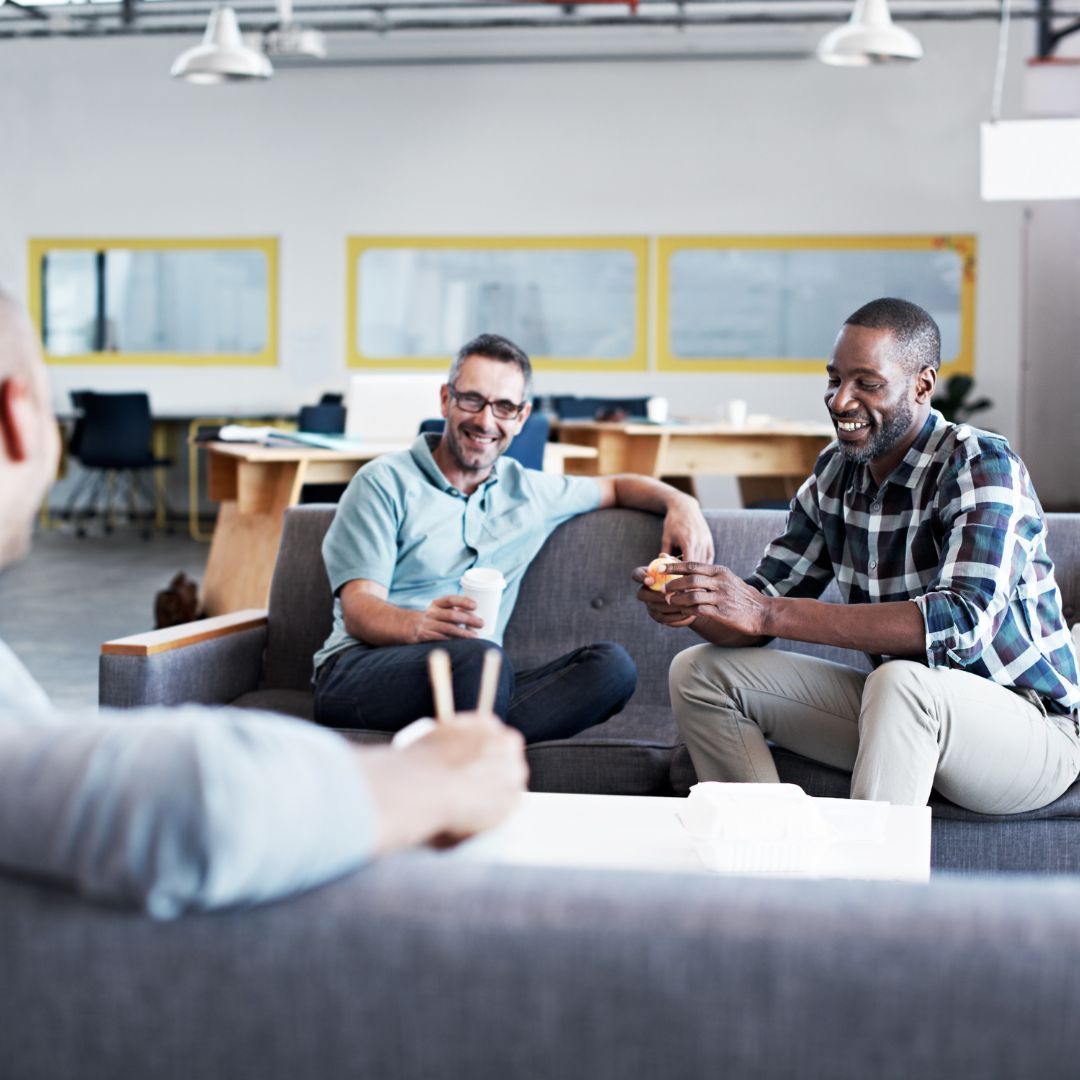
[314, 434, 601, 669]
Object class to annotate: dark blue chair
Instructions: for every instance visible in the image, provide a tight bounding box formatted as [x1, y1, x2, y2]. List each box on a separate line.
[298, 403, 346, 434]
[418, 412, 551, 471]
[63, 391, 171, 538]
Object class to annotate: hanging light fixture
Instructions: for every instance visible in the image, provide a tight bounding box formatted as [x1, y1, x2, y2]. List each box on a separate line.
[817, 0, 924, 67]
[171, 6, 273, 84]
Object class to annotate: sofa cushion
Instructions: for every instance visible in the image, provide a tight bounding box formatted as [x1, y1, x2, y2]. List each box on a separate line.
[233, 689, 316, 720]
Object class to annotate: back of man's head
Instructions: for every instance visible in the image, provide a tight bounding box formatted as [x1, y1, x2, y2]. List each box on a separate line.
[449, 334, 533, 400]
[844, 297, 941, 375]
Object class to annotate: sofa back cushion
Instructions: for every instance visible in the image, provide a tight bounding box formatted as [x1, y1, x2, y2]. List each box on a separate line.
[265, 508, 338, 691]
[1047, 514, 1080, 631]
[263, 506, 1080, 699]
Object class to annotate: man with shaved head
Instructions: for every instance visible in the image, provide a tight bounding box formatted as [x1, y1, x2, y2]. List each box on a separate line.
[0, 291, 527, 917]
[639, 298, 1080, 815]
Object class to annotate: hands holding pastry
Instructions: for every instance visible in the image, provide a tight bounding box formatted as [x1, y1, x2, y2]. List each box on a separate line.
[633, 554, 696, 628]
[633, 558, 773, 640]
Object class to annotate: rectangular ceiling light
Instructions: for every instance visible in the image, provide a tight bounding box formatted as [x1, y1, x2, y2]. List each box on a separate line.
[981, 118, 1080, 201]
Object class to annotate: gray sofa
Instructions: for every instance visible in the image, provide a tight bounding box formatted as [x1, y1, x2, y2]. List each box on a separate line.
[7, 857, 1080, 1080]
[101, 507, 1080, 873]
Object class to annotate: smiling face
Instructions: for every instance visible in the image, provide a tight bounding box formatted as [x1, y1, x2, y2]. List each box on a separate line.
[433, 354, 529, 491]
[824, 323, 936, 481]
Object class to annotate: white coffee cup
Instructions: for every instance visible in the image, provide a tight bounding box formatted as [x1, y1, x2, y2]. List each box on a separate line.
[460, 567, 506, 639]
[727, 399, 748, 426]
[646, 396, 670, 423]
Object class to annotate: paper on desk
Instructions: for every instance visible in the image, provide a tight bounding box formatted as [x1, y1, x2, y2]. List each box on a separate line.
[678, 782, 837, 874]
[216, 424, 290, 443]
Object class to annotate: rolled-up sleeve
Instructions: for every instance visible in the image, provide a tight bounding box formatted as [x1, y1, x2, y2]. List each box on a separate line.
[0, 707, 377, 919]
[912, 442, 1041, 669]
[323, 464, 403, 595]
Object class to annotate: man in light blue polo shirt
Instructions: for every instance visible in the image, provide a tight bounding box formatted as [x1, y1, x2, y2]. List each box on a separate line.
[314, 333, 713, 743]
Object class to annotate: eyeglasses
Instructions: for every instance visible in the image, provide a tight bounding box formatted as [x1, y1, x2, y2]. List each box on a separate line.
[448, 386, 527, 421]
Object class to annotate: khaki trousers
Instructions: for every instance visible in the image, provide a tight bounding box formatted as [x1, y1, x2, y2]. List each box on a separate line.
[670, 646, 1080, 813]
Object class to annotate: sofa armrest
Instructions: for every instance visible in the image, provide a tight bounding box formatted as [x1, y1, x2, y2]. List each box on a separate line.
[99, 610, 269, 710]
[101, 609, 268, 657]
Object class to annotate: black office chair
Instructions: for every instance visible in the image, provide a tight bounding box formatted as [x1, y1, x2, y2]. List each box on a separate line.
[63, 392, 172, 538]
[418, 412, 551, 471]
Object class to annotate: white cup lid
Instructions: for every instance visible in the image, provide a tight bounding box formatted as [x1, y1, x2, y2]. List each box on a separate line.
[461, 567, 505, 589]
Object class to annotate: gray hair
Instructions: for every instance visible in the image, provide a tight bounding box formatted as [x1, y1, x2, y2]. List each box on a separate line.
[448, 333, 533, 401]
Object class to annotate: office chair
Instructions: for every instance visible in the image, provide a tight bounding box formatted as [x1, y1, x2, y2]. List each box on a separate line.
[297, 402, 346, 435]
[418, 411, 551, 471]
[62, 391, 172, 539]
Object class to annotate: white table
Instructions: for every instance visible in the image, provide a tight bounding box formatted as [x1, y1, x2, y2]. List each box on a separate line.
[444, 791, 931, 883]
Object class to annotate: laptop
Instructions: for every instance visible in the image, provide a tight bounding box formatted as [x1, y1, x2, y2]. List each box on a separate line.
[344, 373, 446, 442]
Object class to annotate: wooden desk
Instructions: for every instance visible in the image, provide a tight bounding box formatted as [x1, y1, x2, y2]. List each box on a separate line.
[202, 442, 403, 615]
[555, 420, 834, 504]
[202, 439, 599, 615]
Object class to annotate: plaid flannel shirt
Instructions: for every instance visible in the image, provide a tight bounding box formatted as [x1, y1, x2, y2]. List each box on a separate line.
[748, 409, 1080, 717]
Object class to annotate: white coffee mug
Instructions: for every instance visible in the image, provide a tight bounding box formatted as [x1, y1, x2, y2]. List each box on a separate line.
[646, 396, 670, 423]
[460, 567, 506, 639]
[727, 399, 748, 426]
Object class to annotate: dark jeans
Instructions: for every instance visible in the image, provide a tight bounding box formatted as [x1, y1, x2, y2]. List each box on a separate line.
[314, 639, 636, 744]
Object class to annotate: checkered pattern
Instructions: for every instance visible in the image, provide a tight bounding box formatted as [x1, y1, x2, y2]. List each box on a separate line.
[748, 410, 1080, 716]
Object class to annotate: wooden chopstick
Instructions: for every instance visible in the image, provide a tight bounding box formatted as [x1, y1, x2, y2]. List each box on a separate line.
[476, 648, 502, 717]
[427, 648, 456, 723]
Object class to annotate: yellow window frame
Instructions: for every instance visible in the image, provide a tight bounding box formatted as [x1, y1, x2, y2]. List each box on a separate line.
[656, 234, 976, 376]
[346, 235, 649, 372]
[28, 236, 279, 367]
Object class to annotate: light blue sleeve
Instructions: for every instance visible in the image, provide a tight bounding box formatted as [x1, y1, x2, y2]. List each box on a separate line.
[520, 471, 602, 531]
[323, 462, 403, 595]
[0, 706, 378, 919]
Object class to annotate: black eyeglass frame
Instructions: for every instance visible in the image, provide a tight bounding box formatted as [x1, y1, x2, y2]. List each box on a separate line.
[447, 385, 528, 421]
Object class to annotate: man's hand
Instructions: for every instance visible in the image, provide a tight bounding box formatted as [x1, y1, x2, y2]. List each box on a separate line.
[360, 711, 528, 854]
[404, 713, 528, 844]
[632, 565, 696, 628]
[660, 497, 715, 563]
[660, 562, 773, 638]
[412, 595, 485, 643]
[597, 477, 713, 562]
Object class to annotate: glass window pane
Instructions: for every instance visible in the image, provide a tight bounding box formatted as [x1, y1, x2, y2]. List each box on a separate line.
[42, 251, 98, 355]
[358, 247, 639, 361]
[669, 247, 964, 362]
[40, 246, 270, 357]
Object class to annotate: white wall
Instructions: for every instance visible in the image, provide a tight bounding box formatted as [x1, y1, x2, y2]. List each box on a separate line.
[0, 23, 1039, 503]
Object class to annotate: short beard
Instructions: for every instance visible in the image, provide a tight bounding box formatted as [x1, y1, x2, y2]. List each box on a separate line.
[838, 400, 914, 464]
[444, 423, 504, 474]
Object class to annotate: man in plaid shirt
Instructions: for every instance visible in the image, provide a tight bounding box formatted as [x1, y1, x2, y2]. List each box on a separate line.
[638, 298, 1080, 813]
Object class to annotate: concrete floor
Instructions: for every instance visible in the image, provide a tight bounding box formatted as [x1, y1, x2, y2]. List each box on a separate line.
[0, 522, 208, 710]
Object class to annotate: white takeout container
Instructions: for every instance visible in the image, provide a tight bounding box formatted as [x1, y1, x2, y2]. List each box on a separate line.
[677, 782, 836, 874]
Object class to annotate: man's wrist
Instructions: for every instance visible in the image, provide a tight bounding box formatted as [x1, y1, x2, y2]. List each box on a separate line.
[760, 594, 782, 638]
[665, 489, 695, 512]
